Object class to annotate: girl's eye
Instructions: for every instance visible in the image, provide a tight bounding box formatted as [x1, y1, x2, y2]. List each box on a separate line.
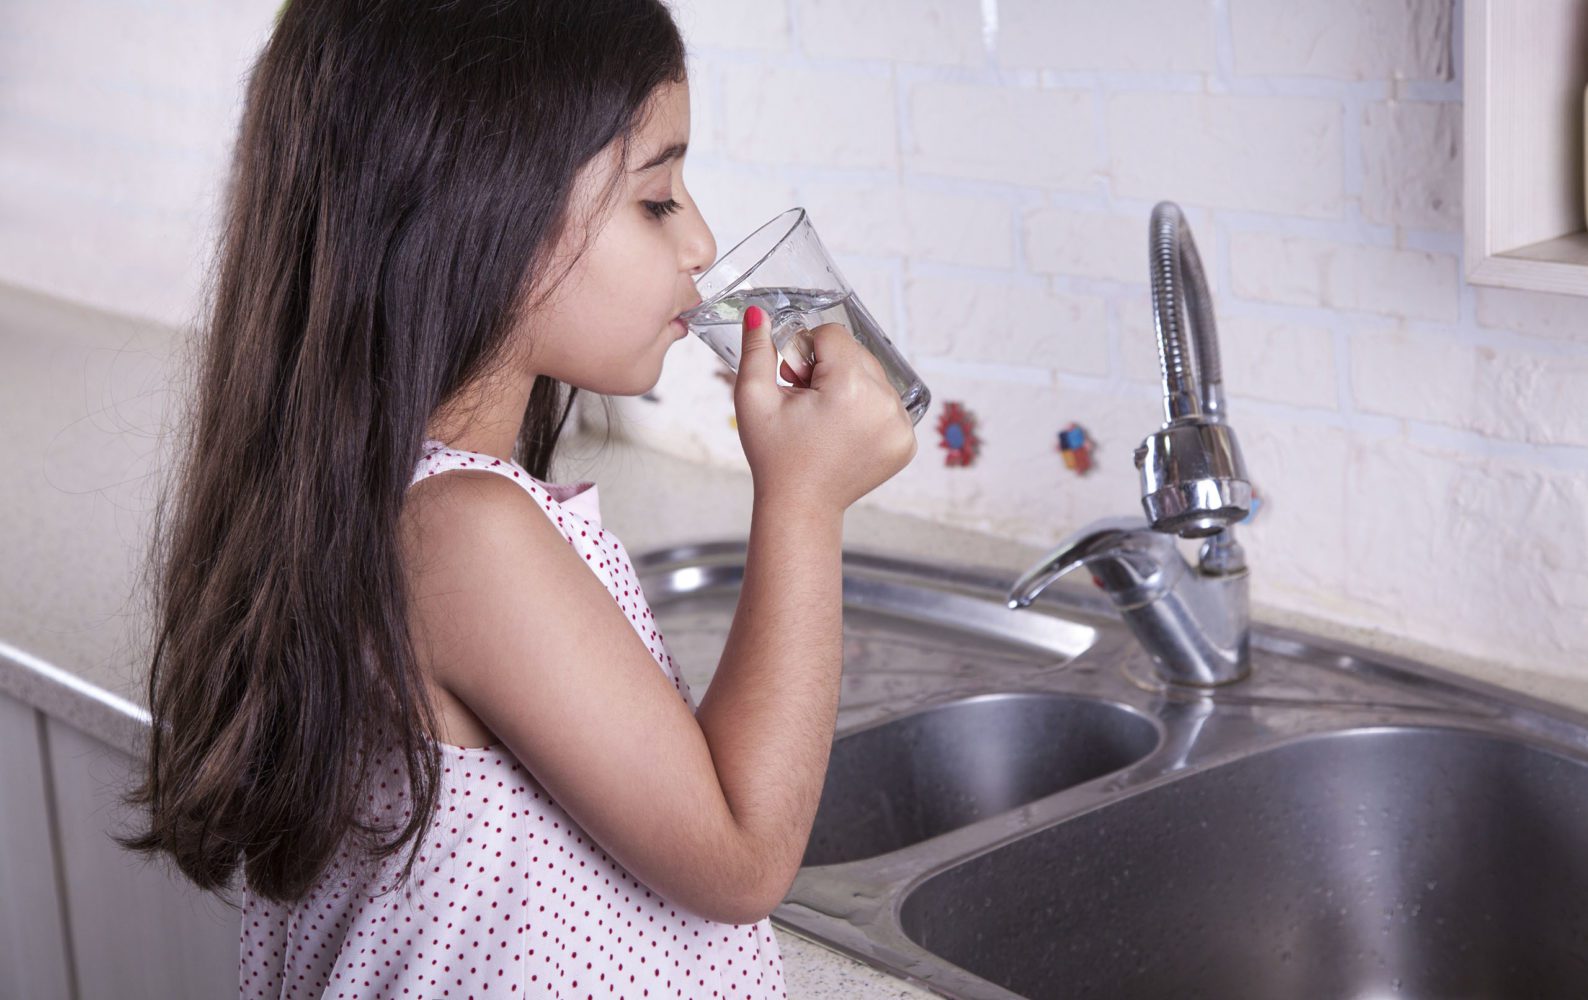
[643, 198, 683, 220]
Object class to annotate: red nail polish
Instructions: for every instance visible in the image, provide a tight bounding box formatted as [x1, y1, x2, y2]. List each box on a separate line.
[744, 305, 765, 328]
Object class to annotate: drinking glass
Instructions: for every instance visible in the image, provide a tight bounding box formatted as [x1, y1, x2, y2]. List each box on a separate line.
[677, 207, 931, 425]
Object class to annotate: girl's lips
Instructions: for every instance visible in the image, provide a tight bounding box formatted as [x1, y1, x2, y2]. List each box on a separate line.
[670, 317, 689, 337]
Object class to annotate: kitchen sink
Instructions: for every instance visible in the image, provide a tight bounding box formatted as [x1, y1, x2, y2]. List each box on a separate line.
[900, 727, 1588, 999]
[804, 692, 1159, 866]
[632, 539, 1588, 1000]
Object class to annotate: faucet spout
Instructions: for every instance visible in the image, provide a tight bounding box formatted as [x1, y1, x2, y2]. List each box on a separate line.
[1136, 202, 1253, 539]
[1006, 516, 1178, 611]
[1150, 202, 1226, 424]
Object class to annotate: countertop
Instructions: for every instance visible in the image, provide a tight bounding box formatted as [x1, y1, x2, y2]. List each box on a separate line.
[8, 279, 1588, 996]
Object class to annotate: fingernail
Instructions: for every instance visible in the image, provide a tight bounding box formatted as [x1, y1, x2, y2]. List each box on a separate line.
[744, 305, 766, 329]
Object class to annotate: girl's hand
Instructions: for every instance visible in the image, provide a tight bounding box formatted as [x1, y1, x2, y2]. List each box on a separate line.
[732, 304, 918, 516]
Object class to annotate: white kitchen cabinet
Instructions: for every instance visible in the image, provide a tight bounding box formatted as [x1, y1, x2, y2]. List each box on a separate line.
[1464, 0, 1588, 295]
[0, 691, 73, 999]
[0, 690, 240, 999]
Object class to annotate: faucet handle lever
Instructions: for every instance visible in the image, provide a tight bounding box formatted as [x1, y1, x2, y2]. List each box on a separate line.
[1006, 515, 1178, 610]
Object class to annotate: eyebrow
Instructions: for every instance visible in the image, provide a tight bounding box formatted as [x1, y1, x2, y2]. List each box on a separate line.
[632, 142, 688, 173]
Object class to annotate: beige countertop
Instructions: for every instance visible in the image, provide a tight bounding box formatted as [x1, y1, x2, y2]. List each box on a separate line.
[8, 279, 1588, 996]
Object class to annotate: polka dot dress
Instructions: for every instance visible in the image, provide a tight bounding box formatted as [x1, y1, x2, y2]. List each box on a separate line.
[237, 440, 788, 999]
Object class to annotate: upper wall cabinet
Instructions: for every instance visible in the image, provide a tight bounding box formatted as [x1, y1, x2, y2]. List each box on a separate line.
[1464, 0, 1588, 295]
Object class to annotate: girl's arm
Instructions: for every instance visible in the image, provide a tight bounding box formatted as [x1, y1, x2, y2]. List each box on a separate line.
[693, 488, 845, 915]
[402, 470, 837, 925]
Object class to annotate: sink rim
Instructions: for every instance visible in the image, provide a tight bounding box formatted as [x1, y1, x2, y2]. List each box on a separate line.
[827, 686, 1164, 744]
[636, 536, 1588, 750]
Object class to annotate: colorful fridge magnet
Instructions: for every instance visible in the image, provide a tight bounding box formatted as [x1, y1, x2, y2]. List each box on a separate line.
[935, 401, 981, 467]
[1056, 423, 1093, 475]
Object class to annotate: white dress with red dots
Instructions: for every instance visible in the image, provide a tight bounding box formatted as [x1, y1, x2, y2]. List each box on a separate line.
[237, 439, 787, 999]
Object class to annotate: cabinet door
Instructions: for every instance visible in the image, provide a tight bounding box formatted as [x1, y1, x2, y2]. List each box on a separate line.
[0, 692, 73, 999]
[46, 716, 240, 1000]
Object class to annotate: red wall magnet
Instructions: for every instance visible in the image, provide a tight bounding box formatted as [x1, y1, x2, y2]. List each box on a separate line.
[935, 401, 980, 466]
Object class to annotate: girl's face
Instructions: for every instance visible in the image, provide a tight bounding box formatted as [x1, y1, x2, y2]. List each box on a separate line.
[521, 78, 717, 395]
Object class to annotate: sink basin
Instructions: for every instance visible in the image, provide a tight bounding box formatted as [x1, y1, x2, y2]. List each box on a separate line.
[633, 539, 1588, 1000]
[803, 692, 1159, 866]
[900, 726, 1588, 999]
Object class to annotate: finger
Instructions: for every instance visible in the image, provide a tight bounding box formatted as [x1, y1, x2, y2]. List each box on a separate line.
[804, 322, 863, 388]
[779, 357, 809, 387]
[735, 305, 775, 397]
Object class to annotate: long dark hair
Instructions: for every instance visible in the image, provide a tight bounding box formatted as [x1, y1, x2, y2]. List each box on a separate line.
[114, 0, 687, 907]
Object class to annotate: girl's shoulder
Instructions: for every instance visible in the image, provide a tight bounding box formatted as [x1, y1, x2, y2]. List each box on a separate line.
[398, 450, 596, 747]
[399, 443, 615, 615]
[410, 440, 603, 527]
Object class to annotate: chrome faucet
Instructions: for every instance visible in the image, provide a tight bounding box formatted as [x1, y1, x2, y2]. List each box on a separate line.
[1006, 202, 1254, 687]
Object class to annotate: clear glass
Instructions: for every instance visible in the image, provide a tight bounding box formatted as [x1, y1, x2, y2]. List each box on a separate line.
[678, 207, 932, 425]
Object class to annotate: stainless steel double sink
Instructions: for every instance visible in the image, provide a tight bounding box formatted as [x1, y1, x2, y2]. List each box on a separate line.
[633, 539, 1588, 1000]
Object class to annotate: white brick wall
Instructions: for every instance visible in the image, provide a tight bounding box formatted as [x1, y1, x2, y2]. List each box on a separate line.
[1475, 286, 1588, 344]
[4, 0, 1587, 682]
[1024, 207, 1147, 284]
[996, 0, 1217, 74]
[908, 81, 1096, 189]
[1215, 315, 1340, 411]
[0, 4, 272, 322]
[669, 0, 792, 52]
[1360, 100, 1461, 230]
[1229, 0, 1454, 80]
[1107, 94, 1344, 218]
[905, 275, 1108, 375]
[1229, 232, 1459, 322]
[803, 182, 1014, 268]
[721, 65, 898, 169]
[798, 0, 983, 66]
[1351, 329, 1588, 447]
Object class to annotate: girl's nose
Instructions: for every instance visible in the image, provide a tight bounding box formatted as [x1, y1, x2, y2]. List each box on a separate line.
[683, 228, 715, 276]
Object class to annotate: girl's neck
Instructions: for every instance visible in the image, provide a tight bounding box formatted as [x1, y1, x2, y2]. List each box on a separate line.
[426, 432, 515, 464]
[425, 368, 537, 464]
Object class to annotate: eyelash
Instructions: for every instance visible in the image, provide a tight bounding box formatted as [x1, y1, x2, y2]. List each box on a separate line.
[643, 198, 683, 220]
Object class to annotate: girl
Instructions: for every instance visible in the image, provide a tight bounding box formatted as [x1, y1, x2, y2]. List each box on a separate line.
[116, 0, 918, 997]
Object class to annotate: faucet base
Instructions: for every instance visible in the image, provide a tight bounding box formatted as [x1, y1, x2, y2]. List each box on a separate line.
[1122, 649, 1255, 694]
[1111, 564, 1251, 688]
